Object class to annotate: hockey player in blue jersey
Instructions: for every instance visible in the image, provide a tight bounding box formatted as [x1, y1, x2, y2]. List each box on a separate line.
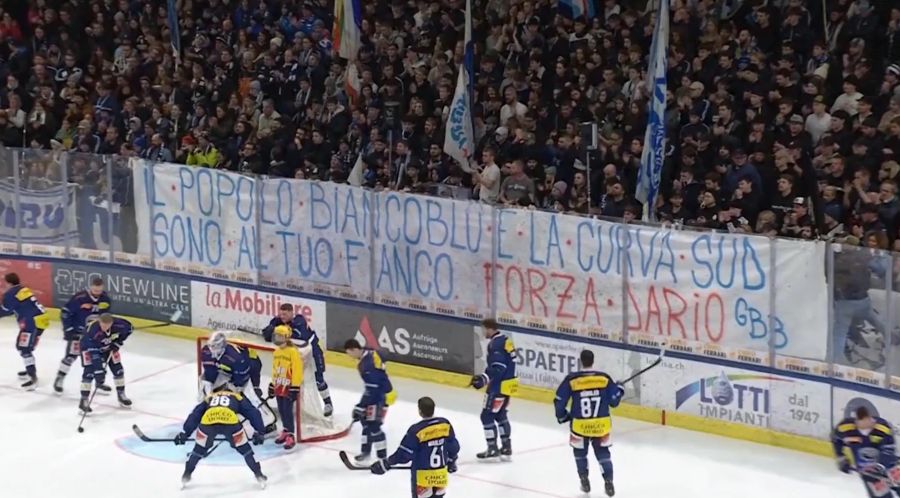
[1, 272, 50, 390]
[344, 338, 397, 463]
[262, 303, 333, 416]
[554, 350, 624, 496]
[55, 277, 111, 394]
[470, 318, 518, 460]
[78, 313, 133, 413]
[371, 397, 460, 498]
[174, 388, 267, 489]
[833, 406, 900, 498]
[199, 331, 253, 397]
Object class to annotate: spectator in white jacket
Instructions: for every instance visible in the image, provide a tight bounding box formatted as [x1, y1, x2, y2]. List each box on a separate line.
[831, 77, 863, 116]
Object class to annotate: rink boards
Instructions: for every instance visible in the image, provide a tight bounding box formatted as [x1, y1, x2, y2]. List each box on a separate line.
[6, 255, 900, 457]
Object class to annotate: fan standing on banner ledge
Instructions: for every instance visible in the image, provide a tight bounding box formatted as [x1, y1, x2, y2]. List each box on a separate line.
[262, 303, 333, 417]
[199, 331, 278, 435]
[833, 406, 900, 498]
[470, 318, 518, 460]
[56, 277, 111, 394]
[1, 272, 50, 390]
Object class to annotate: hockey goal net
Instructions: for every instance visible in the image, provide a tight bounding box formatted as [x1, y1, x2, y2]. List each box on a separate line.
[195, 334, 351, 443]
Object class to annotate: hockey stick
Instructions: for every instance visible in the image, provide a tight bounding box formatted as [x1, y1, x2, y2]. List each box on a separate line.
[619, 344, 667, 385]
[132, 424, 201, 443]
[77, 386, 99, 433]
[338, 451, 411, 471]
[136, 310, 184, 331]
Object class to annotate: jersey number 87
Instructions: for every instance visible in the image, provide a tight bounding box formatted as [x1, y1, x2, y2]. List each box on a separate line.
[580, 396, 603, 418]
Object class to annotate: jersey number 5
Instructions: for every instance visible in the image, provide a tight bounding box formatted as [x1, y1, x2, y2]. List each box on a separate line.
[209, 395, 231, 408]
[580, 397, 602, 418]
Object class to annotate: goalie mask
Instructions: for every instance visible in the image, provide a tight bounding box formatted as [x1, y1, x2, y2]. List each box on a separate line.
[273, 325, 291, 346]
[208, 331, 228, 359]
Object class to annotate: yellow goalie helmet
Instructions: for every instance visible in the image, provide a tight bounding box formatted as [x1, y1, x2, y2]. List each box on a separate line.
[273, 325, 291, 345]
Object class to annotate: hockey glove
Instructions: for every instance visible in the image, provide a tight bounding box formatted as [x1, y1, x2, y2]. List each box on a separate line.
[267, 382, 276, 398]
[370, 459, 390, 475]
[470, 374, 487, 390]
[447, 460, 458, 474]
[173, 432, 188, 446]
[557, 412, 572, 424]
[252, 432, 265, 446]
[254, 386, 264, 399]
[836, 457, 850, 474]
[352, 405, 365, 422]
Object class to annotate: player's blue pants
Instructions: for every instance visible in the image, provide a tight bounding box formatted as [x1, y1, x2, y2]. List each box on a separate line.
[276, 395, 296, 434]
[571, 434, 613, 481]
[57, 335, 81, 378]
[80, 350, 125, 397]
[15, 327, 43, 378]
[249, 357, 262, 390]
[480, 394, 511, 449]
[360, 402, 387, 458]
[185, 423, 261, 477]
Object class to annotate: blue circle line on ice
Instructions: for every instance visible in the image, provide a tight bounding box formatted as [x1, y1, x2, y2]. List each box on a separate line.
[116, 424, 293, 465]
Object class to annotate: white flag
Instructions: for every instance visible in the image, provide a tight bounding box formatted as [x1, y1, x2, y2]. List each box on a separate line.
[443, 0, 474, 173]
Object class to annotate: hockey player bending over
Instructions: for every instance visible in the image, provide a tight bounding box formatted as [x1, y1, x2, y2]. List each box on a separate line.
[79, 314, 133, 413]
[344, 338, 396, 463]
[269, 325, 302, 450]
[174, 388, 267, 489]
[470, 318, 518, 460]
[56, 277, 111, 394]
[833, 406, 900, 498]
[1, 272, 50, 390]
[263, 303, 333, 416]
[371, 396, 460, 498]
[554, 350, 624, 496]
[200, 332, 277, 434]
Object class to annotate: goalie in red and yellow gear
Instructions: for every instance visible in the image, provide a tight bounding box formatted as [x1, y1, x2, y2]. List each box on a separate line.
[269, 325, 303, 450]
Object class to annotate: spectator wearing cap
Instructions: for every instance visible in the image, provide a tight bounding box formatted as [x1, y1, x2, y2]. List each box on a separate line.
[723, 147, 761, 199]
[806, 96, 832, 144]
[778, 114, 813, 153]
[781, 197, 814, 238]
[884, 63, 900, 100]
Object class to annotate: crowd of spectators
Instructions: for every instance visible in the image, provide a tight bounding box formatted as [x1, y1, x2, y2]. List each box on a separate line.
[2, 0, 900, 249]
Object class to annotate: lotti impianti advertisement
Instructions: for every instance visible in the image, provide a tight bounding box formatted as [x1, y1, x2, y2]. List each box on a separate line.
[637, 356, 832, 439]
[190, 281, 326, 339]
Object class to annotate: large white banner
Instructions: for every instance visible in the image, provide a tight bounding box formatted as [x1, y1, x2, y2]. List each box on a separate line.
[0, 178, 78, 257]
[369, 191, 492, 319]
[257, 179, 372, 300]
[133, 161, 260, 283]
[494, 209, 829, 363]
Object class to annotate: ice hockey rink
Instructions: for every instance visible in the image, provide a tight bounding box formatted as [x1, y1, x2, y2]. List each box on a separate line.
[0, 322, 866, 498]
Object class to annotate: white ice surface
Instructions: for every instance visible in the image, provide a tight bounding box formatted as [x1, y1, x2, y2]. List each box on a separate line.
[0, 321, 866, 498]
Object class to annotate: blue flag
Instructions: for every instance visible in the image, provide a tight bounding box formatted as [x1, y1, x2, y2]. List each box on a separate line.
[635, 0, 669, 221]
[167, 0, 181, 60]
